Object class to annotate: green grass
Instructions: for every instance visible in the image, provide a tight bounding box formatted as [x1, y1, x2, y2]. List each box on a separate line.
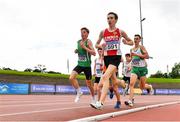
[147, 78, 180, 83]
[0, 70, 180, 83]
[0, 70, 86, 80]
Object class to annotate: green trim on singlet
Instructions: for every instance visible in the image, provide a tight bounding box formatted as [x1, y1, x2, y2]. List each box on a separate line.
[77, 40, 91, 67]
[131, 47, 146, 67]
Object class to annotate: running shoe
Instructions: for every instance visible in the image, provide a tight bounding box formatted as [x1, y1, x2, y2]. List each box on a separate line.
[109, 91, 114, 99]
[124, 100, 133, 107]
[149, 85, 154, 95]
[90, 101, 103, 110]
[114, 101, 121, 109]
[74, 91, 83, 103]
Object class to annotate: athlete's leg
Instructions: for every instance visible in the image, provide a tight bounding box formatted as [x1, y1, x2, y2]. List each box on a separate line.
[109, 80, 114, 99]
[111, 73, 120, 101]
[125, 73, 137, 107]
[69, 71, 79, 89]
[117, 79, 126, 89]
[140, 76, 153, 94]
[99, 64, 117, 104]
[84, 67, 95, 98]
[97, 77, 104, 101]
[86, 79, 95, 97]
[94, 83, 98, 96]
[111, 72, 121, 109]
[69, 69, 83, 103]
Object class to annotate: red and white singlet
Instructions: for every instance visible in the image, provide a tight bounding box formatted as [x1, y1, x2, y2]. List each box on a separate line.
[103, 28, 122, 56]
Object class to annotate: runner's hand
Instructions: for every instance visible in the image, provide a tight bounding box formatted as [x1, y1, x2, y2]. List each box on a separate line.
[101, 43, 106, 49]
[122, 39, 127, 44]
[74, 49, 78, 54]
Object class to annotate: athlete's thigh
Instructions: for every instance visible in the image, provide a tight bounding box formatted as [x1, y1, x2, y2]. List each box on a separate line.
[69, 70, 78, 79]
[83, 67, 92, 80]
[110, 72, 118, 85]
[130, 73, 138, 86]
[104, 64, 117, 78]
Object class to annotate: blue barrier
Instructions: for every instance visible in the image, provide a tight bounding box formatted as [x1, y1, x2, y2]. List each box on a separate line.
[0, 82, 29, 94]
[31, 84, 55, 93]
[56, 85, 89, 94]
[155, 89, 180, 95]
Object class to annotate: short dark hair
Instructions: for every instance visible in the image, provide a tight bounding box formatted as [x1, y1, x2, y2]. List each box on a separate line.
[108, 12, 118, 20]
[134, 34, 141, 39]
[125, 53, 131, 57]
[81, 27, 89, 34]
[98, 47, 102, 50]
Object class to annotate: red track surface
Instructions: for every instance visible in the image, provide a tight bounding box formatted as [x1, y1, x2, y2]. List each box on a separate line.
[103, 104, 180, 121]
[0, 95, 180, 121]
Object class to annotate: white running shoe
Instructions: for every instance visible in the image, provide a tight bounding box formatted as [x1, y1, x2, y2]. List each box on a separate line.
[124, 100, 133, 107]
[149, 85, 154, 95]
[74, 91, 83, 103]
[90, 101, 103, 110]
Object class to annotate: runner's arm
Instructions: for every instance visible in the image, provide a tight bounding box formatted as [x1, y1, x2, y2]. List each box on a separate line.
[80, 40, 96, 56]
[139, 46, 149, 59]
[95, 31, 104, 49]
[121, 30, 134, 46]
[93, 59, 96, 77]
[131, 46, 149, 59]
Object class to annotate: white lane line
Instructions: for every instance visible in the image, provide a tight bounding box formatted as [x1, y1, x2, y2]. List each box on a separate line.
[0, 103, 114, 117]
[69, 101, 180, 122]
[0, 100, 74, 104]
[0, 102, 88, 108]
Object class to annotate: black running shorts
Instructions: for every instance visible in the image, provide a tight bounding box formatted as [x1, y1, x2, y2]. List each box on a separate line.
[73, 65, 92, 80]
[104, 55, 121, 69]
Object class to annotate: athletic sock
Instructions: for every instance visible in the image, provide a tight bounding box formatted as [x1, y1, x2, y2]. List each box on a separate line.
[76, 87, 81, 93]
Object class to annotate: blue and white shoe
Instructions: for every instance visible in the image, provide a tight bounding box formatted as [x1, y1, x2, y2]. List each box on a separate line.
[114, 101, 121, 109]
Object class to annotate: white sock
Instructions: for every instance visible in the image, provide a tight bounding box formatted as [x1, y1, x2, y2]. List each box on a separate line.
[92, 96, 96, 101]
[76, 87, 81, 93]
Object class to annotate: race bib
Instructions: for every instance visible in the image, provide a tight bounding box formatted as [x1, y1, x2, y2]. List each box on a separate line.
[96, 69, 101, 74]
[105, 41, 119, 51]
[78, 55, 87, 62]
[132, 59, 140, 66]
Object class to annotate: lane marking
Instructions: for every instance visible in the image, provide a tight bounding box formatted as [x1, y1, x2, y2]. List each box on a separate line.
[69, 101, 180, 122]
[0, 103, 114, 117]
[0, 102, 89, 108]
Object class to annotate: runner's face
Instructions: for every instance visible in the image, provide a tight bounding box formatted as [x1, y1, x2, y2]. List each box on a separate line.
[126, 56, 131, 62]
[98, 49, 102, 56]
[107, 14, 117, 26]
[81, 30, 88, 39]
[134, 36, 141, 45]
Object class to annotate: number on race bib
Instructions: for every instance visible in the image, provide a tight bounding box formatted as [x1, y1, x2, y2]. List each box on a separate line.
[78, 55, 87, 61]
[132, 59, 140, 65]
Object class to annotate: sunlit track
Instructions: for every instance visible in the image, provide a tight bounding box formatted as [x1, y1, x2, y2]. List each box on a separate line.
[0, 95, 180, 121]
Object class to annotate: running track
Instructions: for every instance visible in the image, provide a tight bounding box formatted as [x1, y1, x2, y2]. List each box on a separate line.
[0, 95, 180, 121]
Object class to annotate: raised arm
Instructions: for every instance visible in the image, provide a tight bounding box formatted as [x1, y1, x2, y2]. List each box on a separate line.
[80, 40, 96, 56]
[131, 46, 149, 59]
[121, 30, 134, 46]
[95, 30, 104, 49]
[139, 45, 149, 59]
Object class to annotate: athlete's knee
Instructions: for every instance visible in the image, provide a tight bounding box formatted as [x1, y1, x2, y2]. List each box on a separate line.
[69, 75, 75, 81]
[101, 74, 109, 81]
[86, 80, 92, 87]
[69, 72, 77, 81]
[129, 81, 135, 87]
